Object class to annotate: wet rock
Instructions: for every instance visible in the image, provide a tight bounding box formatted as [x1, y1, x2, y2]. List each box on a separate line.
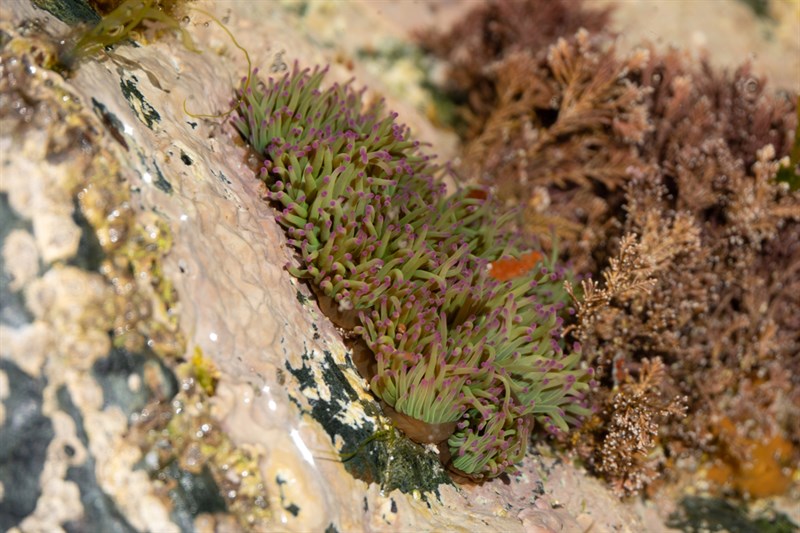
[0, 359, 54, 531]
[92, 346, 178, 418]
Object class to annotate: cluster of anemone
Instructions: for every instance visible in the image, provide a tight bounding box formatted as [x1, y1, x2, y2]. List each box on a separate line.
[233, 64, 591, 480]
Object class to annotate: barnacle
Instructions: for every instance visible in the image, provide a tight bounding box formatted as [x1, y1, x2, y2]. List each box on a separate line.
[233, 64, 591, 479]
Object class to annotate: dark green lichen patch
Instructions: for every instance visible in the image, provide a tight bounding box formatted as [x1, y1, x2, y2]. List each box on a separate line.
[380, 497, 398, 525]
[286, 503, 300, 517]
[161, 461, 227, 532]
[0, 29, 11, 49]
[0, 193, 36, 327]
[133, 152, 173, 195]
[56, 385, 89, 447]
[216, 171, 232, 185]
[735, 0, 772, 19]
[56, 385, 137, 533]
[135, 368, 271, 530]
[0, 360, 54, 531]
[150, 160, 173, 194]
[275, 474, 301, 518]
[69, 196, 106, 272]
[31, 0, 100, 25]
[91, 98, 129, 150]
[120, 75, 160, 129]
[667, 496, 799, 533]
[64, 465, 137, 533]
[284, 349, 450, 496]
[92, 346, 178, 417]
[282, 0, 309, 17]
[368, 435, 450, 495]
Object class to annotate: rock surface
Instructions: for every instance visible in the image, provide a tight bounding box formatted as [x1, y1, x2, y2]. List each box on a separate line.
[1, 1, 796, 532]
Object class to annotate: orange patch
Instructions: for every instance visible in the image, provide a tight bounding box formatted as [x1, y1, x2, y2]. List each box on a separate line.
[489, 251, 544, 281]
[704, 417, 795, 499]
[466, 189, 488, 200]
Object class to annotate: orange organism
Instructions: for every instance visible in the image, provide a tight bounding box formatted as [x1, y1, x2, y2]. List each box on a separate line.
[489, 251, 543, 281]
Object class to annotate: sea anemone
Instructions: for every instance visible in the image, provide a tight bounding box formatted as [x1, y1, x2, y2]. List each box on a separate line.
[233, 63, 590, 479]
